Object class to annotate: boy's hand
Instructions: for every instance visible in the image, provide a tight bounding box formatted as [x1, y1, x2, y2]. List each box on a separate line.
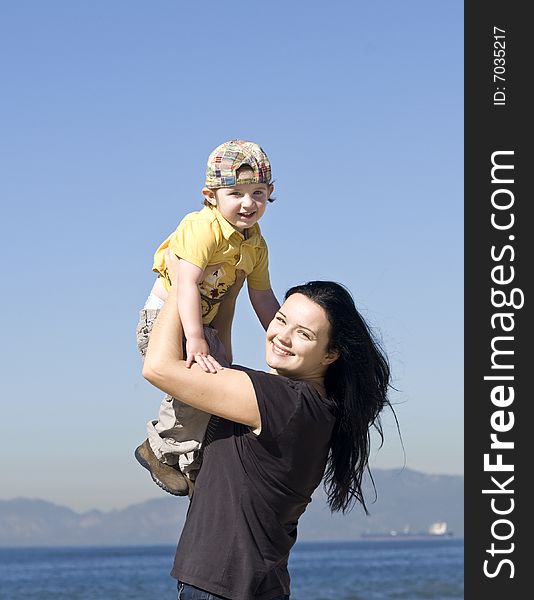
[186, 337, 223, 373]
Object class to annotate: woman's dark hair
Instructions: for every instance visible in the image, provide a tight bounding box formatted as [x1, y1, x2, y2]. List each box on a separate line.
[284, 281, 393, 514]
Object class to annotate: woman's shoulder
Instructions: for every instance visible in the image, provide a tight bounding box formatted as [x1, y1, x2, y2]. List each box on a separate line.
[233, 366, 335, 412]
[233, 366, 336, 447]
[233, 365, 298, 390]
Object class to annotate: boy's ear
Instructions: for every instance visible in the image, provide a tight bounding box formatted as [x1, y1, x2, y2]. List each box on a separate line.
[202, 187, 217, 206]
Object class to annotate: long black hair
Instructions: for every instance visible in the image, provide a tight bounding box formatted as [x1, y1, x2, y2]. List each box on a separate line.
[284, 281, 393, 514]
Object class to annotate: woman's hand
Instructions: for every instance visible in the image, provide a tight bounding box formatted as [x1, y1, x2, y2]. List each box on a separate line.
[225, 269, 247, 300]
[209, 270, 247, 365]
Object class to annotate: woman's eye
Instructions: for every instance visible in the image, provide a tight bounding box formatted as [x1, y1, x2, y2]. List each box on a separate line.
[298, 330, 311, 339]
[276, 316, 285, 323]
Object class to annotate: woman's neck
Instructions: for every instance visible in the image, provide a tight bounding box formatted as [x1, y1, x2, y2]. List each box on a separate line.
[269, 368, 326, 396]
[306, 378, 326, 396]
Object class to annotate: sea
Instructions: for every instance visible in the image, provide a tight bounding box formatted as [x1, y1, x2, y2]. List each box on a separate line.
[0, 538, 463, 600]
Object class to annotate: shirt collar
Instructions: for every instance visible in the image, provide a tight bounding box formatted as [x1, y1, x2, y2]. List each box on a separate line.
[210, 205, 262, 242]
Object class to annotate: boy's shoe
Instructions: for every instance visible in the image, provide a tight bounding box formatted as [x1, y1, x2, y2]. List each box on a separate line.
[134, 440, 189, 496]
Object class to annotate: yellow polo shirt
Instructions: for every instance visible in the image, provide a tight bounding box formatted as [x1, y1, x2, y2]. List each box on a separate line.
[153, 205, 271, 324]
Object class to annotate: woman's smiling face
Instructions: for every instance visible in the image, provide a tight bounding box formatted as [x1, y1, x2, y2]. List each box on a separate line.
[265, 293, 338, 381]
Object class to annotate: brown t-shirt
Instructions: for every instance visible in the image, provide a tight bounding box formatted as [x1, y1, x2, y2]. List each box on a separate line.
[171, 367, 337, 600]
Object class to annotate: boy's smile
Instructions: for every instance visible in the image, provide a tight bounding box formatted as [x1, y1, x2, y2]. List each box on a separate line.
[203, 181, 273, 233]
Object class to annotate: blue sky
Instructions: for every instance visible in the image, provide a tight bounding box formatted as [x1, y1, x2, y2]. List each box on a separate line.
[0, 1, 463, 511]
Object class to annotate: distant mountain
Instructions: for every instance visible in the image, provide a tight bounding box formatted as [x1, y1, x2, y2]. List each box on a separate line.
[0, 468, 463, 546]
[0, 497, 187, 547]
[298, 468, 463, 540]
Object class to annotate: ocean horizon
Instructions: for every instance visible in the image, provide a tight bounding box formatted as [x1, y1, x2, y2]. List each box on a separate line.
[0, 538, 463, 600]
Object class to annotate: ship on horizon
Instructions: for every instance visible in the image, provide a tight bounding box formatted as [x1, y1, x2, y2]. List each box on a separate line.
[361, 521, 454, 539]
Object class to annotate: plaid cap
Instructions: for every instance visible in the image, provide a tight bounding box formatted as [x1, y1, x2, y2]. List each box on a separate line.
[205, 139, 272, 188]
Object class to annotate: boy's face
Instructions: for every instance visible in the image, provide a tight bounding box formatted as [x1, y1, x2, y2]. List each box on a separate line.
[202, 181, 273, 233]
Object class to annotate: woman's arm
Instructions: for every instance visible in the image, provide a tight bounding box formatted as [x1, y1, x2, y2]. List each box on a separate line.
[248, 287, 280, 331]
[210, 270, 247, 364]
[143, 254, 261, 430]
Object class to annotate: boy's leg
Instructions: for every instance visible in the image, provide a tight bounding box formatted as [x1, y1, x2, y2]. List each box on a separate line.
[147, 325, 230, 482]
[135, 309, 229, 495]
[147, 396, 211, 465]
[173, 325, 229, 482]
[135, 307, 190, 496]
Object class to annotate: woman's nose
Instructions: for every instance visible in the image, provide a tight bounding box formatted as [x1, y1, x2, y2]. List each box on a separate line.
[276, 328, 291, 345]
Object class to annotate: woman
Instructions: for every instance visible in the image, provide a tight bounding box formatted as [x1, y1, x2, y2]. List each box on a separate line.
[143, 251, 392, 600]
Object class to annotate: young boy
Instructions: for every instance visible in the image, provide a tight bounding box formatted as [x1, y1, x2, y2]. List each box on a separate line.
[135, 139, 280, 496]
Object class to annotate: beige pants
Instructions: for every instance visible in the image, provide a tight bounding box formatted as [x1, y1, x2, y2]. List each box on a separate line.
[136, 309, 229, 474]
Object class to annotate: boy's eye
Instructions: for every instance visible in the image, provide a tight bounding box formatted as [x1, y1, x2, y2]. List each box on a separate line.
[276, 315, 285, 323]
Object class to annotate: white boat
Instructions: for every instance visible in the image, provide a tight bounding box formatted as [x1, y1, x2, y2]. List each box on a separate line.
[361, 521, 454, 539]
[428, 521, 450, 536]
